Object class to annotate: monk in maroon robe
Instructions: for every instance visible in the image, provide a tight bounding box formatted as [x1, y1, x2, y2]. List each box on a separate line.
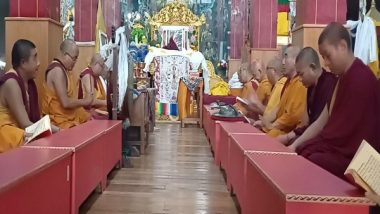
[276, 47, 338, 145]
[296, 22, 380, 179]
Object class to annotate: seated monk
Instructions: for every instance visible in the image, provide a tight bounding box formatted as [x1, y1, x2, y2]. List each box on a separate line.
[42, 39, 93, 129]
[233, 62, 260, 116]
[78, 54, 108, 120]
[264, 46, 307, 137]
[296, 22, 380, 178]
[0, 40, 59, 152]
[243, 59, 281, 117]
[255, 61, 273, 106]
[263, 57, 287, 116]
[276, 47, 338, 146]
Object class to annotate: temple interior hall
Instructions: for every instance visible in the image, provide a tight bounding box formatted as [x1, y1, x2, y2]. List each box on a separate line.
[0, 0, 380, 214]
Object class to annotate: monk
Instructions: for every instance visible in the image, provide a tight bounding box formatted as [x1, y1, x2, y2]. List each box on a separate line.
[263, 57, 287, 115]
[296, 22, 380, 179]
[264, 46, 307, 137]
[78, 54, 108, 119]
[276, 47, 338, 145]
[244, 57, 285, 118]
[255, 61, 273, 106]
[42, 39, 93, 129]
[0, 39, 58, 152]
[234, 62, 260, 116]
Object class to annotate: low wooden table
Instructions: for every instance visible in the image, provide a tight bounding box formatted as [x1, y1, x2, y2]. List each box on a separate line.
[244, 154, 372, 214]
[0, 148, 72, 214]
[228, 133, 296, 208]
[24, 120, 122, 214]
[181, 81, 204, 128]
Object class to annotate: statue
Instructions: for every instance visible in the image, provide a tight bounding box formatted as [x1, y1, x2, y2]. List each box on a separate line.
[63, 8, 75, 40]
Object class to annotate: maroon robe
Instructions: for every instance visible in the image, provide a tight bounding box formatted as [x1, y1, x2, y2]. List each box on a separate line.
[78, 67, 99, 99]
[0, 72, 40, 123]
[293, 69, 338, 136]
[297, 58, 380, 179]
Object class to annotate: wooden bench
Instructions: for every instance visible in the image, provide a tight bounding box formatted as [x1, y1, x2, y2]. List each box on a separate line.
[228, 134, 296, 207]
[24, 120, 122, 214]
[244, 154, 372, 214]
[0, 147, 72, 214]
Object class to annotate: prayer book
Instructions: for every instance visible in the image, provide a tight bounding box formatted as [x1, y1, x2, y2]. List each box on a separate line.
[94, 109, 109, 116]
[345, 140, 380, 195]
[24, 115, 52, 144]
[236, 96, 249, 105]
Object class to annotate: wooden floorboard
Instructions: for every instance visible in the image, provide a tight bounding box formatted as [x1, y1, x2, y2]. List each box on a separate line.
[80, 124, 238, 214]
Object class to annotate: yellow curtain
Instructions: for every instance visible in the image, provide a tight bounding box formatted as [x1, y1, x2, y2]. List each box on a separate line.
[95, 0, 107, 53]
[277, 12, 289, 36]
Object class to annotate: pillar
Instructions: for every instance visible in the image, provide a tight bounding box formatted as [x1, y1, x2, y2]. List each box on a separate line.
[0, 0, 9, 60]
[9, 0, 60, 22]
[7, 0, 62, 105]
[250, 0, 278, 49]
[75, 0, 121, 42]
[230, 0, 249, 59]
[292, 0, 347, 50]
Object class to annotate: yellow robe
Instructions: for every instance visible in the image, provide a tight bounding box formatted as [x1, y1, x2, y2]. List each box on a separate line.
[256, 78, 273, 106]
[42, 62, 90, 129]
[234, 79, 259, 115]
[267, 76, 307, 137]
[80, 74, 107, 111]
[0, 105, 24, 153]
[263, 77, 287, 116]
[178, 80, 191, 121]
[178, 80, 204, 120]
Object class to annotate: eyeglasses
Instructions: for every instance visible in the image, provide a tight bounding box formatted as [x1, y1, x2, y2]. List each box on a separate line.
[65, 52, 78, 62]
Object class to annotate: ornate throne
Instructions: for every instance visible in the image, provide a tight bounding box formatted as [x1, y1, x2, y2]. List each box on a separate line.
[148, 0, 206, 51]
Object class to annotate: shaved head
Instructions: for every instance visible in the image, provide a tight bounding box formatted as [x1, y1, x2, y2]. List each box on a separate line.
[90, 54, 104, 66]
[266, 57, 283, 84]
[296, 47, 321, 70]
[267, 57, 282, 74]
[58, 39, 79, 71]
[285, 46, 301, 59]
[318, 22, 351, 50]
[283, 45, 300, 76]
[60, 39, 77, 54]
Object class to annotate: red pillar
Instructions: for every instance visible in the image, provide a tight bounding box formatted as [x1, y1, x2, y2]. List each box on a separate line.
[296, 0, 347, 26]
[75, 0, 97, 42]
[250, 0, 278, 49]
[230, 0, 249, 59]
[102, 0, 121, 36]
[75, 0, 121, 42]
[9, 0, 60, 21]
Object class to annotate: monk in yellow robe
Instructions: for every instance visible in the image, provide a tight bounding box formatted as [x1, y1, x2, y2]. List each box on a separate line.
[0, 40, 59, 152]
[244, 57, 286, 121]
[256, 63, 273, 106]
[78, 54, 108, 119]
[264, 58, 287, 115]
[42, 39, 93, 129]
[265, 46, 307, 137]
[233, 62, 260, 116]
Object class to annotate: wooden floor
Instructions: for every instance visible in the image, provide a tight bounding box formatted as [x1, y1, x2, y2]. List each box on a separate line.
[80, 124, 238, 214]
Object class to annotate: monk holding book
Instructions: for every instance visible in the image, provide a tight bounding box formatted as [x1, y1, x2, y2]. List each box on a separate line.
[296, 22, 380, 178]
[0, 40, 58, 152]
